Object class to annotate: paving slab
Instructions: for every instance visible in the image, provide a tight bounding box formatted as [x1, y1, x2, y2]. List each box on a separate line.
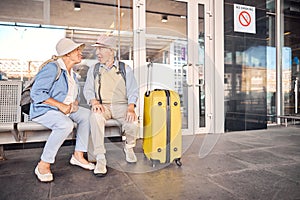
[0, 127, 300, 200]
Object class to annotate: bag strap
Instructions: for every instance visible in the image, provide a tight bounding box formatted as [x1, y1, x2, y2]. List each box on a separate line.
[53, 61, 62, 81]
[118, 61, 126, 84]
[93, 63, 101, 79]
[94, 61, 126, 82]
[23, 60, 61, 90]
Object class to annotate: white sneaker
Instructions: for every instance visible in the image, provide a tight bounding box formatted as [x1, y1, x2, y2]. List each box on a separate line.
[123, 147, 137, 163]
[94, 158, 107, 177]
[70, 155, 95, 170]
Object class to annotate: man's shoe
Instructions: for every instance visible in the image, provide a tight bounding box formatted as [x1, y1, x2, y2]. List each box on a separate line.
[94, 158, 107, 177]
[70, 155, 95, 170]
[34, 165, 53, 182]
[123, 147, 137, 163]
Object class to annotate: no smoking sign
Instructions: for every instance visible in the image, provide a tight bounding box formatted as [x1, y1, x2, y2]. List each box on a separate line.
[234, 4, 256, 34]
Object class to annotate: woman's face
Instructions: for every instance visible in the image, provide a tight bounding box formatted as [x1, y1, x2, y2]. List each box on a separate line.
[69, 47, 83, 64]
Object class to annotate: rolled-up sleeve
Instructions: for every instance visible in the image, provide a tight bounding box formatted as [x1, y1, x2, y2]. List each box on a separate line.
[83, 65, 96, 105]
[126, 66, 139, 105]
[31, 63, 59, 103]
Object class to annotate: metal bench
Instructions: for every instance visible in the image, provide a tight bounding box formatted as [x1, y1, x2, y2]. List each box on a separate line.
[277, 115, 300, 127]
[0, 81, 22, 142]
[17, 119, 122, 143]
[0, 81, 124, 160]
[0, 81, 23, 159]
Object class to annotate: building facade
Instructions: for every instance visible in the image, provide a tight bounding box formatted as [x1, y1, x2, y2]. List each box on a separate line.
[0, 0, 299, 135]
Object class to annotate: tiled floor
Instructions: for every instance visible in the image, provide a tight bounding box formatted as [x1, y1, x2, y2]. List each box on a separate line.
[1, 126, 300, 200]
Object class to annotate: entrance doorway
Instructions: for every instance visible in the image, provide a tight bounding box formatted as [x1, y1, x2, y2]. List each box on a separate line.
[144, 0, 215, 134]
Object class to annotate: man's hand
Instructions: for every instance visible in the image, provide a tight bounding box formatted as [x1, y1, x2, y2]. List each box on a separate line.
[90, 99, 105, 113]
[126, 104, 137, 122]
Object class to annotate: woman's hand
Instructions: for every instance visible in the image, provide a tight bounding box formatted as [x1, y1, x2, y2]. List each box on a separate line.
[43, 98, 72, 115]
[70, 100, 79, 113]
[58, 103, 72, 115]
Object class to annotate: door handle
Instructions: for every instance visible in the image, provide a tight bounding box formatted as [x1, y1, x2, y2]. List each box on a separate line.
[195, 84, 203, 87]
[183, 83, 193, 87]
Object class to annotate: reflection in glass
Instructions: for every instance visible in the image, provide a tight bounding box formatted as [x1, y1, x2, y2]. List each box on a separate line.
[282, 0, 300, 116]
[145, 1, 188, 129]
[224, 1, 268, 131]
[198, 4, 205, 127]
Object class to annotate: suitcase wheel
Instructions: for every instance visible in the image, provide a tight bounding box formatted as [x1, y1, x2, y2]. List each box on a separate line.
[174, 158, 182, 167]
[150, 158, 158, 168]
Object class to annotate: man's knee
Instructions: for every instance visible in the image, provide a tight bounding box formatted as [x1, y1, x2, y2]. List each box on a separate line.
[90, 112, 105, 123]
[123, 122, 138, 134]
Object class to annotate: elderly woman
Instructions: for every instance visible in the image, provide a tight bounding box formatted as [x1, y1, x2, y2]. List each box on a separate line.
[31, 38, 94, 182]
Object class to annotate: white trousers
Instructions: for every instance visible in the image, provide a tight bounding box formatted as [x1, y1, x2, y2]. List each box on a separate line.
[89, 103, 138, 159]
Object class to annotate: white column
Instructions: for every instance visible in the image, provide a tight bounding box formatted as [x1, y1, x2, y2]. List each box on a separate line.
[276, 0, 283, 123]
[214, 0, 224, 133]
[133, 0, 146, 138]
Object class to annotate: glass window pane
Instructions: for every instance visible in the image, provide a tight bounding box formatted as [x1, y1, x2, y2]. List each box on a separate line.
[0, 0, 134, 81]
[282, 0, 300, 115]
[145, 0, 188, 129]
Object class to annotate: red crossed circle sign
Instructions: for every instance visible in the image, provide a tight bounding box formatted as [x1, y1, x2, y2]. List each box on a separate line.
[238, 11, 251, 27]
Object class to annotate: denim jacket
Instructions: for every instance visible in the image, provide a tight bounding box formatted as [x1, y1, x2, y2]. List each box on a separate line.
[30, 62, 80, 119]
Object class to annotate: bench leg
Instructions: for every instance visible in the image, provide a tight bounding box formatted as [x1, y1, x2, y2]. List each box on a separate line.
[11, 129, 20, 142]
[0, 145, 6, 160]
[285, 118, 287, 127]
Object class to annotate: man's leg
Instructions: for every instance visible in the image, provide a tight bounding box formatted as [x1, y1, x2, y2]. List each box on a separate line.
[111, 104, 138, 163]
[89, 104, 111, 176]
[89, 112, 106, 158]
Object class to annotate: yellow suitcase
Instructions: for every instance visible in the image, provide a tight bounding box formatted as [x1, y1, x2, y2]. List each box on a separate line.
[143, 89, 182, 166]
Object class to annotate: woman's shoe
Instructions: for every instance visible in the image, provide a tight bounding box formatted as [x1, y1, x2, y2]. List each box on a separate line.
[34, 165, 53, 182]
[70, 155, 95, 170]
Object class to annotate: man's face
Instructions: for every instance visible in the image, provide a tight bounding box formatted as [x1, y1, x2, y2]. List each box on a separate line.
[96, 47, 114, 64]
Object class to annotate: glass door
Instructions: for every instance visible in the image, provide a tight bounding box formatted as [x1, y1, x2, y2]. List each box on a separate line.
[144, 0, 213, 134]
[184, 0, 213, 134]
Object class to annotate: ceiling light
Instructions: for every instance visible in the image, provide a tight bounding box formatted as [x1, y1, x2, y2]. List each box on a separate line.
[74, 2, 81, 11]
[161, 15, 168, 23]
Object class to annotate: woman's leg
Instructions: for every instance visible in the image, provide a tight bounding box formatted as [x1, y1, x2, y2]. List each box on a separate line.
[33, 110, 74, 174]
[33, 110, 74, 163]
[69, 106, 91, 164]
[70, 106, 90, 153]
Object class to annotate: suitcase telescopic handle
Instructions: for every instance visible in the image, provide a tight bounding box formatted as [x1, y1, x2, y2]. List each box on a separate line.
[145, 62, 153, 96]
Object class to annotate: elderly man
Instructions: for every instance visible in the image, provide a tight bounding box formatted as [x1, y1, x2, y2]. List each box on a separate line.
[84, 34, 139, 176]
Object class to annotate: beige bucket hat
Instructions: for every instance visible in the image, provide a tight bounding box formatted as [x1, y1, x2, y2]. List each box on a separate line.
[91, 34, 117, 50]
[56, 38, 85, 56]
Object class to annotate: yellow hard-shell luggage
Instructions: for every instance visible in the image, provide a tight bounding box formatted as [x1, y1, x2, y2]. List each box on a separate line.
[143, 89, 182, 166]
